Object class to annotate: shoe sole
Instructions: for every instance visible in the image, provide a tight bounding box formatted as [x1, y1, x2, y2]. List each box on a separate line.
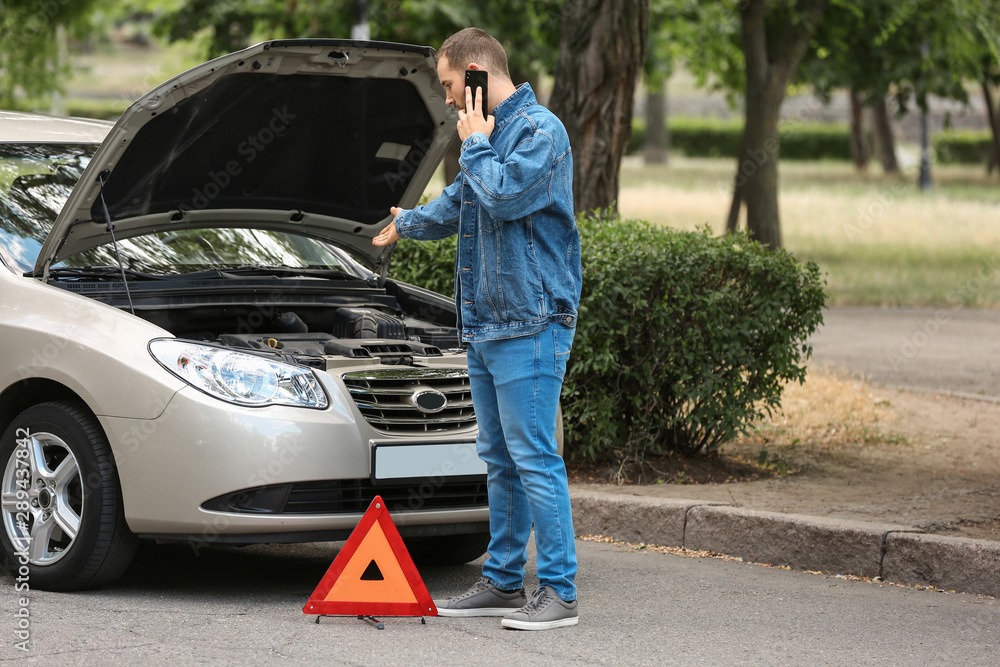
[501, 616, 579, 630]
[436, 606, 523, 618]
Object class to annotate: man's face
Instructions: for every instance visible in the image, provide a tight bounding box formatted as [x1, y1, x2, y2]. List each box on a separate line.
[437, 56, 467, 111]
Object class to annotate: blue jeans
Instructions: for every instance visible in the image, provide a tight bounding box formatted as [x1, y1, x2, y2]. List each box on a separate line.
[466, 322, 577, 601]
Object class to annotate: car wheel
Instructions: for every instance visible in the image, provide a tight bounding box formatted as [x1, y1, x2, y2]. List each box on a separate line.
[404, 532, 490, 566]
[0, 401, 137, 591]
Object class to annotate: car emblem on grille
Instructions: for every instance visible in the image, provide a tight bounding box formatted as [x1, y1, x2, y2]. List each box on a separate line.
[412, 388, 448, 414]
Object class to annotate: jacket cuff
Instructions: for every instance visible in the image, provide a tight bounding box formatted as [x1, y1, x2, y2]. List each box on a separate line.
[394, 209, 409, 238]
[461, 132, 489, 152]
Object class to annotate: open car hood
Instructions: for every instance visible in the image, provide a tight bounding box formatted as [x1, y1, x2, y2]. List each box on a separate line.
[35, 39, 455, 276]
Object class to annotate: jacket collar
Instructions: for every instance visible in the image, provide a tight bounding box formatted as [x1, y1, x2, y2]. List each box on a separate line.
[491, 83, 537, 129]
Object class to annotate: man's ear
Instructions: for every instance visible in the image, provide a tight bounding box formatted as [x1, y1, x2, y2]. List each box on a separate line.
[466, 62, 484, 71]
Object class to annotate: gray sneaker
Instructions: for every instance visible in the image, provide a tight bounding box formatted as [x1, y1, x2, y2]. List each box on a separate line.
[435, 578, 527, 617]
[501, 586, 579, 630]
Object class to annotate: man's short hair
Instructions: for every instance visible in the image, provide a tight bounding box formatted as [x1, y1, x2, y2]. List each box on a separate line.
[438, 27, 511, 81]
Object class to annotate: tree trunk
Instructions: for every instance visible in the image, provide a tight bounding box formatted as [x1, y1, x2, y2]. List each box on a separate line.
[550, 0, 650, 214]
[726, 130, 746, 233]
[734, 0, 829, 249]
[443, 135, 461, 188]
[643, 86, 668, 165]
[351, 0, 369, 40]
[982, 76, 1000, 174]
[870, 95, 899, 174]
[849, 86, 869, 172]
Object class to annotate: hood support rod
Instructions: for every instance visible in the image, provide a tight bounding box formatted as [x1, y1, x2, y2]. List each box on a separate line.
[96, 170, 136, 315]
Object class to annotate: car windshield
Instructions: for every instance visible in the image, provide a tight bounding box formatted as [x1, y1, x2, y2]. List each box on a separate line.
[0, 143, 363, 278]
[0, 143, 94, 272]
[56, 227, 360, 276]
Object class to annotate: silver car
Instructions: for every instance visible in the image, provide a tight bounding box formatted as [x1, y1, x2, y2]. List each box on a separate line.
[0, 39, 491, 591]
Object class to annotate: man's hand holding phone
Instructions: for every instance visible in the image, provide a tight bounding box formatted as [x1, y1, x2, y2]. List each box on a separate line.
[457, 69, 494, 142]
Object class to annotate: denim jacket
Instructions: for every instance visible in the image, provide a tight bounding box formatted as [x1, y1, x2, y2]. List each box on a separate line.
[394, 83, 582, 343]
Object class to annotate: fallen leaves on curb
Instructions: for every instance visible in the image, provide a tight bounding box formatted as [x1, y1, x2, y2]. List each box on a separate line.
[579, 534, 745, 562]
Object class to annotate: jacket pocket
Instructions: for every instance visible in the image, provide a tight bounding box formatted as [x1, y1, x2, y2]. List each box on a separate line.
[553, 324, 575, 379]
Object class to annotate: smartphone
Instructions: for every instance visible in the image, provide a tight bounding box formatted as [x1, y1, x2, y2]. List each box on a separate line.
[465, 69, 489, 120]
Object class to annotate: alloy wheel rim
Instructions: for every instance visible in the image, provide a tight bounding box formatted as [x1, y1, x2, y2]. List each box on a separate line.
[2, 431, 84, 565]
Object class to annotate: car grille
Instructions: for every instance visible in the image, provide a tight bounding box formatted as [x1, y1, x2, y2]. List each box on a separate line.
[202, 479, 489, 515]
[341, 368, 476, 434]
[286, 479, 488, 514]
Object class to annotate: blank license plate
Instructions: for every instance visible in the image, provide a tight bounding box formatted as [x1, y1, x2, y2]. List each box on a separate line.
[372, 442, 486, 483]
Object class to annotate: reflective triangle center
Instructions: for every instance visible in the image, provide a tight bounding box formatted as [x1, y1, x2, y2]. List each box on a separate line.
[361, 560, 383, 581]
[324, 521, 418, 604]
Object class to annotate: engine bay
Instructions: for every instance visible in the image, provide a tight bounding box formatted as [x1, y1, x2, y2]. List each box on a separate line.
[53, 275, 463, 368]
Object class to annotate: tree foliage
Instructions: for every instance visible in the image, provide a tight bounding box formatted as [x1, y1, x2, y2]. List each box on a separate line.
[802, 0, 1000, 113]
[151, 0, 563, 87]
[0, 0, 102, 106]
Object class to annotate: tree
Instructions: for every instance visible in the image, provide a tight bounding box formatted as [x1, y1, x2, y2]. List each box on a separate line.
[0, 0, 101, 107]
[725, 0, 829, 248]
[800, 0, 1000, 181]
[800, 1, 904, 175]
[656, 1, 829, 248]
[549, 0, 650, 214]
[641, 0, 685, 165]
[847, 88, 869, 171]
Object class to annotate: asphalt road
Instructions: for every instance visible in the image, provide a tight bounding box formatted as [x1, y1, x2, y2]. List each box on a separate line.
[2, 538, 998, 665]
[810, 306, 1000, 399]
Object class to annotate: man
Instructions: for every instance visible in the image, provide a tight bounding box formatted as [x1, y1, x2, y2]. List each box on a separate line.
[372, 27, 582, 631]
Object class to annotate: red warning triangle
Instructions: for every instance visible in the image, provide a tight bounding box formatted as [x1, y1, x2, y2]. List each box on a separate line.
[303, 495, 437, 617]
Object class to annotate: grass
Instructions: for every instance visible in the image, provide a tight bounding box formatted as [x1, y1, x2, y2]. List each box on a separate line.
[734, 364, 906, 450]
[618, 157, 1000, 307]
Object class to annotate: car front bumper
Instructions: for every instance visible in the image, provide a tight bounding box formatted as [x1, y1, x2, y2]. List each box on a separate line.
[102, 372, 488, 542]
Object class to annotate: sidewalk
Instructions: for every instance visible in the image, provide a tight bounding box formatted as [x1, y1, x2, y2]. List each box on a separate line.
[568, 307, 1000, 597]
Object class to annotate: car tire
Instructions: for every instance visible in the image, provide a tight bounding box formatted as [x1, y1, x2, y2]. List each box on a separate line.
[404, 532, 490, 566]
[0, 401, 138, 591]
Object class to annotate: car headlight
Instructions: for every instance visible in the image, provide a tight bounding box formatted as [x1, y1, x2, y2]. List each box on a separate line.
[149, 339, 328, 409]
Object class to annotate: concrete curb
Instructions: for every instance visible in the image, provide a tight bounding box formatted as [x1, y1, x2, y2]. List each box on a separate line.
[883, 532, 1000, 598]
[570, 489, 1000, 598]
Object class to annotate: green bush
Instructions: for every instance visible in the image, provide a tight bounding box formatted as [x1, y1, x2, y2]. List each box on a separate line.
[666, 116, 743, 158]
[933, 130, 995, 165]
[566, 212, 825, 463]
[388, 236, 456, 298]
[629, 116, 854, 161]
[387, 212, 826, 465]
